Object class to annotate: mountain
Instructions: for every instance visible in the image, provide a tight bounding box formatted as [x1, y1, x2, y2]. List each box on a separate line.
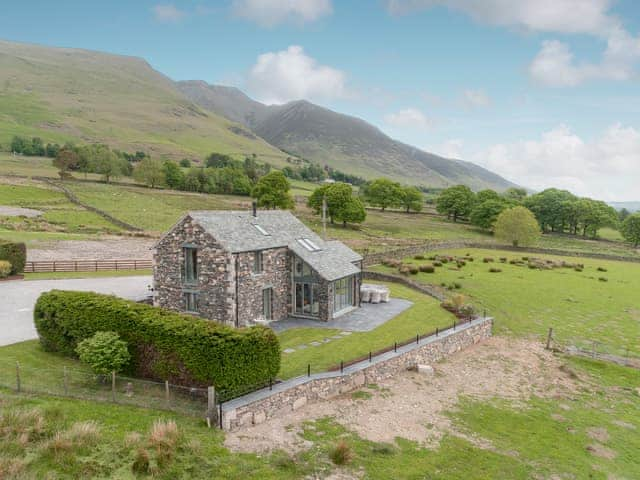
[609, 202, 640, 212]
[0, 40, 287, 162]
[177, 81, 517, 191]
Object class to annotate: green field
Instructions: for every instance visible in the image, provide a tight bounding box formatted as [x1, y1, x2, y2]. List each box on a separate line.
[0, 344, 637, 479]
[373, 248, 640, 355]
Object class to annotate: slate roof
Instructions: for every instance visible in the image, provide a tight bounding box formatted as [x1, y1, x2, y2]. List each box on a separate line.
[185, 210, 362, 281]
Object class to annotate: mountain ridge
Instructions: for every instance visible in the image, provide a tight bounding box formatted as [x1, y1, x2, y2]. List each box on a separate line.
[177, 80, 516, 190]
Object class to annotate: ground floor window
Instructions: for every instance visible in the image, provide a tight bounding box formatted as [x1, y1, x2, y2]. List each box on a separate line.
[184, 292, 199, 313]
[263, 288, 273, 320]
[294, 282, 320, 317]
[333, 276, 354, 313]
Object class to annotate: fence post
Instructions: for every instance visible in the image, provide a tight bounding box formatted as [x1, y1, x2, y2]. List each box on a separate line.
[340, 361, 344, 374]
[269, 378, 273, 391]
[207, 386, 215, 428]
[307, 364, 311, 377]
[545, 328, 553, 350]
[165, 380, 170, 407]
[111, 371, 116, 402]
[218, 402, 223, 430]
[394, 342, 397, 353]
[63, 367, 68, 395]
[453, 320, 456, 331]
[436, 327, 439, 337]
[416, 334, 419, 344]
[16, 362, 20, 392]
[369, 351, 372, 362]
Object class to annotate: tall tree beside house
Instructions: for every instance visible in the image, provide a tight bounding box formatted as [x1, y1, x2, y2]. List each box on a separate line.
[308, 182, 366, 227]
[400, 186, 424, 213]
[621, 213, 640, 247]
[436, 185, 476, 222]
[52, 146, 79, 179]
[494, 206, 541, 247]
[362, 178, 404, 211]
[133, 157, 166, 188]
[251, 170, 295, 210]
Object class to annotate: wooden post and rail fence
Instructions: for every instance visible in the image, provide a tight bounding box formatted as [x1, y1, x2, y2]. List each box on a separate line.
[23, 259, 152, 273]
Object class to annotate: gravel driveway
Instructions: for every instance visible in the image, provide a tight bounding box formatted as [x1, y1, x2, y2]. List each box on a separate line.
[0, 276, 152, 346]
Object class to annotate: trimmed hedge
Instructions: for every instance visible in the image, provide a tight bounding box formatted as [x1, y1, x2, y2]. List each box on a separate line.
[34, 290, 281, 393]
[0, 240, 26, 275]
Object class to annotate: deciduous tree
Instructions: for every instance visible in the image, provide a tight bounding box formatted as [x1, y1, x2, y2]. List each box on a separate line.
[621, 213, 640, 247]
[494, 206, 541, 247]
[436, 185, 476, 222]
[251, 171, 294, 209]
[400, 186, 424, 213]
[133, 157, 165, 188]
[362, 178, 404, 211]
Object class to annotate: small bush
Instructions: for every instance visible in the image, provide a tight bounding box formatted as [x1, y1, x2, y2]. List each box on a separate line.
[419, 265, 435, 273]
[499, 257, 507, 263]
[399, 266, 410, 275]
[0, 260, 11, 278]
[76, 331, 130, 375]
[598, 277, 608, 282]
[132, 448, 151, 474]
[489, 267, 502, 273]
[482, 258, 494, 263]
[433, 261, 442, 267]
[522, 256, 529, 261]
[528, 263, 538, 269]
[441, 258, 449, 264]
[467, 257, 474, 262]
[457, 260, 466, 267]
[574, 267, 583, 272]
[597, 267, 608, 272]
[0, 240, 26, 275]
[414, 254, 425, 260]
[409, 266, 419, 275]
[329, 441, 353, 465]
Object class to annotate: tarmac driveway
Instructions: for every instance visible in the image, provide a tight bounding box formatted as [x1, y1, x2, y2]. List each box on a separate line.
[0, 276, 152, 346]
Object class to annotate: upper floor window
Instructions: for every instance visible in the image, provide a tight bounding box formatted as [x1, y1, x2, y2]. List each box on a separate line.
[183, 247, 198, 284]
[253, 251, 264, 274]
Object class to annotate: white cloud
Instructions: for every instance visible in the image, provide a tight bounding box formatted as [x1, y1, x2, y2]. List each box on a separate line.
[435, 139, 464, 159]
[473, 124, 640, 200]
[246, 45, 347, 104]
[385, 0, 617, 35]
[529, 31, 640, 87]
[462, 89, 490, 108]
[231, 0, 332, 27]
[384, 108, 433, 131]
[152, 4, 186, 23]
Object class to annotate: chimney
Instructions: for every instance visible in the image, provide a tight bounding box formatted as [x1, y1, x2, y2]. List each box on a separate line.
[252, 201, 257, 217]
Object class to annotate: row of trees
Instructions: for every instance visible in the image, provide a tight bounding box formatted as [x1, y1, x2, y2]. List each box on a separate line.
[435, 184, 621, 240]
[53, 144, 133, 182]
[360, 178, 424, 213]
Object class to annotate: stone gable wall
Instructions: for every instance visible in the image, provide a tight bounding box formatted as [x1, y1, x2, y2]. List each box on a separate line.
[221, 317, 492, 431]
[153, 216, 234, 326]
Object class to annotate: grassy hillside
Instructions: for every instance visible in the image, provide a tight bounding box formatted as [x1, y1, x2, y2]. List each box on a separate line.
[0, 40, 289, 163]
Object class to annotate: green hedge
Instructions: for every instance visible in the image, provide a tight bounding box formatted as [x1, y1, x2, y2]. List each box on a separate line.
[0, 240, 26, 275]
[34, 291, 281, 393]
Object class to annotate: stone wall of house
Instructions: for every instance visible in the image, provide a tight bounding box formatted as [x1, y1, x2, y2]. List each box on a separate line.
[221, 317, 492, 431]
[153, 215, 235, 326]
[236, 248, 291, 325]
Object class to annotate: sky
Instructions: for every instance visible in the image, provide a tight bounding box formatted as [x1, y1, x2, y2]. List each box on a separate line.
[1, 0, 640, 201]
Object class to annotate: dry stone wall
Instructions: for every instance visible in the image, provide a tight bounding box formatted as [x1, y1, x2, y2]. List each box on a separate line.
[221, 317, 492, 431]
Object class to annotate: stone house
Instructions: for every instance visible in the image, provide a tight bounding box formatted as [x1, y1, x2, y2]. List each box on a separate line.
[153, 208, 363, 327]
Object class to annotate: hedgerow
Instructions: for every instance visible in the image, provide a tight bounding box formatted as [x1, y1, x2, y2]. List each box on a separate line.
[0, 240, 26, 275]
[34, 290, 281, 392]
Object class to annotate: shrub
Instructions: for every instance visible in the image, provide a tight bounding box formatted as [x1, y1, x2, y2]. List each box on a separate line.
[489, 268, 502, 273]
[598, 277, 608, 282]
[399, 266, 410, 275]
[574, 267, 583, 272]
[482, 258, 494, 263]
[409, 266, 419, 275]
[414, 254, 425, 260]
[76, 331, 130, 375]
[329, 441, 353, 465]
[597, 267, 608, 272]
[419, 265, 435, 273]
[433, 261, 442, 267]
[0, 260, 11, 278]
[528, 263, 538, 269]
[499, 257, 507, 263]
[0, 240, 26, 275]
[452, 282, 462, 289]
[457, 260, 466, 267]
[34, 290, 280, 392]
[441, 258, 449, 264]
[467, 257, 474, 262]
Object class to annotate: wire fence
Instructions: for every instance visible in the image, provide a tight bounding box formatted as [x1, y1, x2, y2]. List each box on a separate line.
[544, 327, 640, 369]
[0, 357, 209, 417]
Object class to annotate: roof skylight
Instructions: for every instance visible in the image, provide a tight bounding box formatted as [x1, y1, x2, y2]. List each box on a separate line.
[297, 238, 322, 252]
[253, 224, 270, 236]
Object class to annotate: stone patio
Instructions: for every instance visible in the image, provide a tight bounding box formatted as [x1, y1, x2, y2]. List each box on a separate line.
[269, 298, 413, 333]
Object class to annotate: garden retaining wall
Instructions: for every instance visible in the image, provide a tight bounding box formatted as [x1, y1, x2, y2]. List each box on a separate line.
[220, 316, 492, 431]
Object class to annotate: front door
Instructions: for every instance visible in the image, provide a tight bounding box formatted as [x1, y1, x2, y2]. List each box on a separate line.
[262, 288, 273, 320]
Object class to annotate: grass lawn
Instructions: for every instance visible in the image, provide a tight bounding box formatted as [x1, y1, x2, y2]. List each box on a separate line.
[24, 269, 152, 280]
[373, 248, 640, 356]
[0, 228, 96, 246]
[277, 283, 456, 379]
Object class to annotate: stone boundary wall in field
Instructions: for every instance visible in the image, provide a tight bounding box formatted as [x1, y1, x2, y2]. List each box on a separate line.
[363, 270, 445, 301]
[37, 177, 143, 232]
[220, 316, 492, 431]
[362, 240, 640, 266]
